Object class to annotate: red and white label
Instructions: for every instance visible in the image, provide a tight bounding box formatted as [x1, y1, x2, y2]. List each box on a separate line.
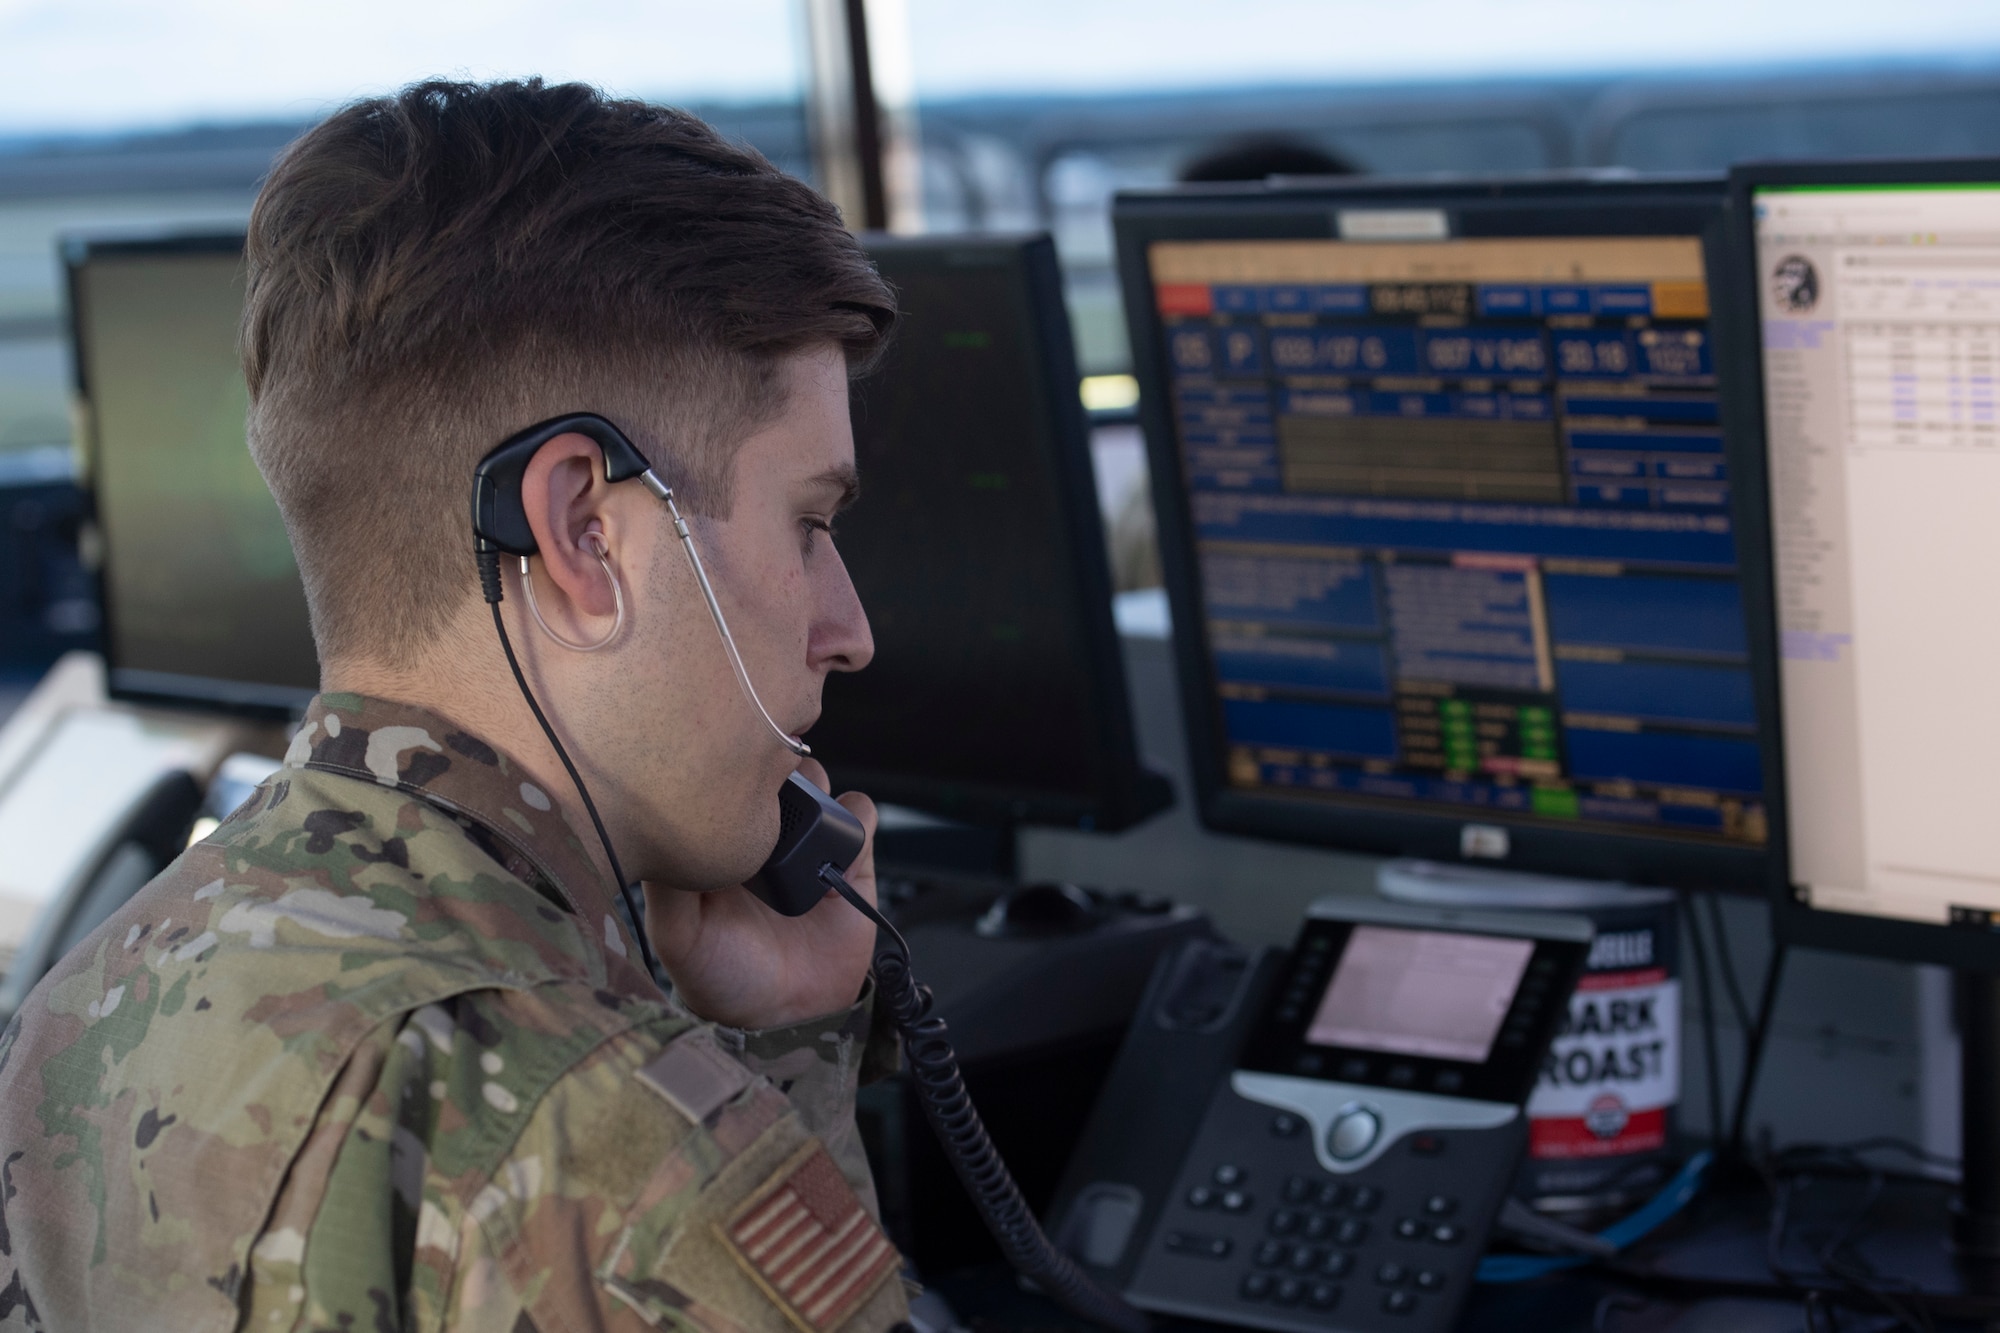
[1527, 968, 1678, 1160]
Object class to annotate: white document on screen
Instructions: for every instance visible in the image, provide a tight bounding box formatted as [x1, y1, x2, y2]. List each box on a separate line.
[1757, 186, 2000, 925]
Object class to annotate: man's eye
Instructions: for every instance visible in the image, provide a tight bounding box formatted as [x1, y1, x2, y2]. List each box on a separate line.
[800, 517, 836, 553]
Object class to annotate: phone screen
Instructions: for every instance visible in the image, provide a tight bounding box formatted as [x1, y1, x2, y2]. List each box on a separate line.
[1304, 925, 1534, 1064]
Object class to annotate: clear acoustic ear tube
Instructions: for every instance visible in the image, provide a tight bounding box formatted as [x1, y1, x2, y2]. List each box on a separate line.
[620, 470, 1147, 1331]
[638, 472, 811, 758]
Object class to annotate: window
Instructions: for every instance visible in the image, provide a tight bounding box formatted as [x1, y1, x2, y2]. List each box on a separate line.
[898, 0, 2000, 374]
[0, 1, 811, 462]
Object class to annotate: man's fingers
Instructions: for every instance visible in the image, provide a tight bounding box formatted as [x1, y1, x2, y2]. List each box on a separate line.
[835, 789, 878, 840]
[639, 880, 703, 959]
[834, 791, 878, 906]
[793, 759, 876, 845]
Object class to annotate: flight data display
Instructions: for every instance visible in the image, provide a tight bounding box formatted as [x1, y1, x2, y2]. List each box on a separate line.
[1755, 183, 2000, 925]
[1151, 235, 1766, 845]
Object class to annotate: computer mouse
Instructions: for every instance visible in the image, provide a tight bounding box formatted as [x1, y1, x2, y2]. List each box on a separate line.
[974, 881, 1101, 938]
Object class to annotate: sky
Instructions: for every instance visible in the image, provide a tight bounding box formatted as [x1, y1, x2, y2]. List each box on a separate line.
[0, 0, 807, 135]
[904, 0, 2000, 96]
[5, 0, 2000, 137]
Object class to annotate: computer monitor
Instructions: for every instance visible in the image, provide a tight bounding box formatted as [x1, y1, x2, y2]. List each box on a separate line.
[1730, 157, 2000, 1274]
[813, 234, 1171, 831]
[1732, 159, 2000, 973]
[1115, 176, 1778, 891]
[65, 232, 318, 716]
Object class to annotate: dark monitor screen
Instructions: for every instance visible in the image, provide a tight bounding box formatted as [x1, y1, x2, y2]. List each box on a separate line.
[1735, 159, 2000, 972]
[812, 234, 1167, 830]
[66, 233, 318, 715]
[1118, 178, 1777, 890]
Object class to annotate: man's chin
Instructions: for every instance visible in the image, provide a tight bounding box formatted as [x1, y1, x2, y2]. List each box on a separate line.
[648, 852, 772, 896]
[634, 798, 781, 893]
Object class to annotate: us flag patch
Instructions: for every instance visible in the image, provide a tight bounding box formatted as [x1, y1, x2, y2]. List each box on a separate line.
[718, 1143, 899, 1333]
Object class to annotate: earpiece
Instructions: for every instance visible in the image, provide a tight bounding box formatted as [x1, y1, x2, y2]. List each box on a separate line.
[472, 413, 653, 564]
[469, 413, 808, 757]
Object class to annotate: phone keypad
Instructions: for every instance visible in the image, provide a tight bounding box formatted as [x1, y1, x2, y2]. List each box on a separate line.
[1183, 1171, 1457, 1319]
[1128, 1086, 1522, 1333]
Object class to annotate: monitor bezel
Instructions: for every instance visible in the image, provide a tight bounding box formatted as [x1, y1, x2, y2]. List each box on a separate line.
[64, 228, 317, 722]
[817, 232, 1172, 832]
[1115, 174, 1782, 893]
[1728, 155, 2000, 971]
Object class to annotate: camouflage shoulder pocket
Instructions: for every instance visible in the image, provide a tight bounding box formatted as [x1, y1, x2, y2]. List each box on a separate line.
[597, 1035, 907, 1333]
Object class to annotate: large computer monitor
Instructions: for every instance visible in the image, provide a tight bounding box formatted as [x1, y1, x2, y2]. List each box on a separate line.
[65, 232, 319, 716]
[814, 234, 1171, 831]
[1733, 159, 2000, 973]
[1116, 177, 1779, 891]
[1730, 156, 2000, 1276]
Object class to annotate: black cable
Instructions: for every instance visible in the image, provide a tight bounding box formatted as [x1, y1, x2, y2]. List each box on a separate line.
[485, 583, 664, 982]
[1703, 894, 1755, 1038]
[1728, 942, 1789, 1163]
[1680, 894, 1728, 1152]
[819, 864, 1150, 1333]
[1750, 1128, 1953, 1332]
[1812, 1171, 1914, 1329]
[1763, 1160, 1936, 1333]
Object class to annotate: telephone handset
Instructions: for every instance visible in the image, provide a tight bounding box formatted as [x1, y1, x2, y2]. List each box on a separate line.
[748, 771, 865, 915]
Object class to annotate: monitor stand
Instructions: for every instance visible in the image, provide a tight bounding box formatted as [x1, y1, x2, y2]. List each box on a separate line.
[1374, 857, 1668, 914]
[1954, 970, 2000, 1260]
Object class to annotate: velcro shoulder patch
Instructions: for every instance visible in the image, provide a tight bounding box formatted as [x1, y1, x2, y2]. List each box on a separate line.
[717, 1143, 900, 1333]
[636, 1030, 755, 1126]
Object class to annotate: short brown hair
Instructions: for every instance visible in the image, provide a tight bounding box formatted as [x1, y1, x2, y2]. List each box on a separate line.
[243, 78, 894, 667]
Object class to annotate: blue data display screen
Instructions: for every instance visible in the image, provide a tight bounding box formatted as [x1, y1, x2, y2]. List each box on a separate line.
[1150, 235, 1766, 846]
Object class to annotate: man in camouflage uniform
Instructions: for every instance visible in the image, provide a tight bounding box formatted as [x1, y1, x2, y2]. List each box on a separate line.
[0, 79, 909, 1333]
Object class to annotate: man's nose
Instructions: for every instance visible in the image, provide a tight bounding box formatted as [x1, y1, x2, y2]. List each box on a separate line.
[810, 550, 873, 674]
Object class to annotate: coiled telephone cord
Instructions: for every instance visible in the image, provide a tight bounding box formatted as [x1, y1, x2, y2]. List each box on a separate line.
[821, 867, 1150, 1333]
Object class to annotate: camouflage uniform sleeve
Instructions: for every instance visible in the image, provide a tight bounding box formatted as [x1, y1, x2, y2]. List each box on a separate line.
[241, 993, 908, 1333]
[469, 1023, 911, 1333]
[705, 981, 898, 1218]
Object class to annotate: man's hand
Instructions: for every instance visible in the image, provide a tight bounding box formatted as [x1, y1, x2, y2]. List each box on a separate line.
[641, 758, 880, 1030]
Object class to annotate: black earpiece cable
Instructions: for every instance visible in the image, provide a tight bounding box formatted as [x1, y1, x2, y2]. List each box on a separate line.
[820, 863, 1152, 1333]
[481, 551, 664, 981]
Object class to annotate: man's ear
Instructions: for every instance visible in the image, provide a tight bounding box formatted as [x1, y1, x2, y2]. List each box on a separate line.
[517, 432, 621, 623]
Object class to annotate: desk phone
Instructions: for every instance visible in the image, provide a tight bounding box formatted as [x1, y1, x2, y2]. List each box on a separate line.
[1051, 896, 1590, 1333]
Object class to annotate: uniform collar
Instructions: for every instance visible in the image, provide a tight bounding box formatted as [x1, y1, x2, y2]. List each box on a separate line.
[282, 692, 647, 968]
